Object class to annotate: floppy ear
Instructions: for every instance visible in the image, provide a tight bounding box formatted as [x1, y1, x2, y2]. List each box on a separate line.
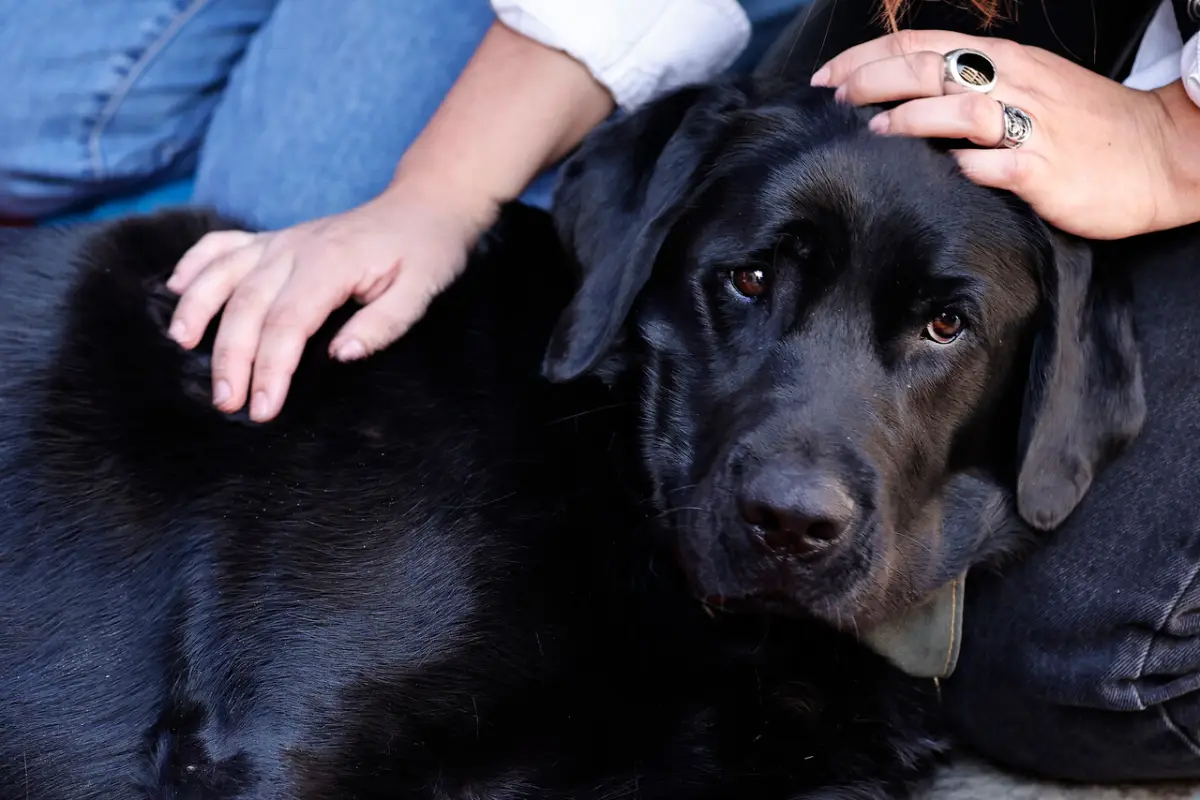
[542, 82, 749, 383]
[1016, 230, 1145, 530]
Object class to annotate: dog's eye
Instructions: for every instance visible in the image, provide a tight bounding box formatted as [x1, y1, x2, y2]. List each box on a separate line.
[729, 267, 769, 299]
[924, 312, 965, 344]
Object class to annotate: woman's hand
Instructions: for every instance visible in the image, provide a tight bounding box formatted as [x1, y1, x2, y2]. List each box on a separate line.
[165, 20, 614, 425]
[166, 177, 490, 423]
[811, 29, 1199, 240]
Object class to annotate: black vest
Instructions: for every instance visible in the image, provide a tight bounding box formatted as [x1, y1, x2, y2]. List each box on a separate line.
[759, 0, 1200, 84]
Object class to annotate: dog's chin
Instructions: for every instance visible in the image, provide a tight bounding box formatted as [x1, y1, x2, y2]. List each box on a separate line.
[695, 581, 886, 630]
[672, 526, 885, 631]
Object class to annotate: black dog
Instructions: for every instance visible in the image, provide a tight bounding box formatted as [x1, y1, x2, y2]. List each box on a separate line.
[0, 80, 1142, 799]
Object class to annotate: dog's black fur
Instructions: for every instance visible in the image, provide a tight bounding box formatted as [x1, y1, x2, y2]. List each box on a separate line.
[0, 80, 1143, 799]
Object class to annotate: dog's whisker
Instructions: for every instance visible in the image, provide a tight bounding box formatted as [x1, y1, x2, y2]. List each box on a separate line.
[654, 505, 706, 519]
[891, 528, 935, 555]
[545, 402, 632, 426]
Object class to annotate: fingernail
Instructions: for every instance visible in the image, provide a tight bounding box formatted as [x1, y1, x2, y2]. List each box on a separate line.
[165, 274, 181, 292]
[834, 85, 847, 103]
[250, 391, 271, 421]
[335, 339, 366, 361]
[869, 113, 891, 134]
[212, 380, 231, 407]
[168, 320, 187, 342]
[811, 66, 831, 86]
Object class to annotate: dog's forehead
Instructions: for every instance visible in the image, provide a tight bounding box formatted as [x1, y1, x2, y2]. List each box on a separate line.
[767, 137, 999, 243]
[690, 131, 1036, 287]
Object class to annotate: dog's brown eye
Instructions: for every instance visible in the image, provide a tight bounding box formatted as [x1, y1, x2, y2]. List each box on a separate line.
[925, 312, 964, 344]
[729, 268, 768, 299]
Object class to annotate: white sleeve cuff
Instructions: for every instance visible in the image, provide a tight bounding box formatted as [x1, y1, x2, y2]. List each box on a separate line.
[491, 0, 752, 110]
[1182, 30, 1200, 107]
[1123, 0, 1200, 108]
[1124, 0, 1183, 90]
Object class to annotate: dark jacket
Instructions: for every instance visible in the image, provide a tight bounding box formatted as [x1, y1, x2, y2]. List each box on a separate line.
[758, 0, 1194, 83]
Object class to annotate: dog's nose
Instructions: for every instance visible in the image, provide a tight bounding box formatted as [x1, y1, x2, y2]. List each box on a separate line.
[737, 468, 854, 558]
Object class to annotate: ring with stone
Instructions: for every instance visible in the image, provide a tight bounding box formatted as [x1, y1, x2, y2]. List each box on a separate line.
[943, 48, 998, 93]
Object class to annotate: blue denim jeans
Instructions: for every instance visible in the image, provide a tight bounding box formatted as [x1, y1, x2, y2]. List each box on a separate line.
[942, 230, 1200, 783]
[0, 0, 805, 226]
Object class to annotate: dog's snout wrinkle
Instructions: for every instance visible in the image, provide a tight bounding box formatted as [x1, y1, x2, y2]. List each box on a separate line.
[736, 464, 856, 560]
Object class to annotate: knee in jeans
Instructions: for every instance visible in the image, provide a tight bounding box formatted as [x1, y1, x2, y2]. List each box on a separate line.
[945, 623, 1200, 782]
[950, 570, 1157, 713]
[943, 562, 1200, 779]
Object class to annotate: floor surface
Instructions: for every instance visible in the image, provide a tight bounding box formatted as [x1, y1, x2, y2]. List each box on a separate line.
[925, 759, 1200, 800]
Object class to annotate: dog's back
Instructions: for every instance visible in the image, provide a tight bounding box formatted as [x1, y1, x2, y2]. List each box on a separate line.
[0, 208, 638, 797]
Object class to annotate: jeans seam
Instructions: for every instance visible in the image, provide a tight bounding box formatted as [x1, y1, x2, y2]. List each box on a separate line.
[87, 0, 213, 179]
[1133, 558, 1200, 710]
[1159, 702, 1200, 759]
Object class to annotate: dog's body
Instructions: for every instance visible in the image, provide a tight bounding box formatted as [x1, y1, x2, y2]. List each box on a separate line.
[0, 206, 947, 800]
[0, 82, 1144, 799]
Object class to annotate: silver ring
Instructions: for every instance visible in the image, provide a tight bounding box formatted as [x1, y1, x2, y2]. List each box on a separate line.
[998, 102, 1033, 149]
[943, 48, 997, 93]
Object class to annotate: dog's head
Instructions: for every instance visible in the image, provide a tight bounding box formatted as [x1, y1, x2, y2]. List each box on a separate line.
[543, 79, 1143, 631]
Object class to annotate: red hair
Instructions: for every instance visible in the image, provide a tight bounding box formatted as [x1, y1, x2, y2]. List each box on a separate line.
[879, 0, 1001, 30]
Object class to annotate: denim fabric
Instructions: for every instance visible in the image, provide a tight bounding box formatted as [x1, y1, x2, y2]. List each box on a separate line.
[0, 0, 808, 226]
[0, 0, 278, 219]
[943, 228, 1200, 782]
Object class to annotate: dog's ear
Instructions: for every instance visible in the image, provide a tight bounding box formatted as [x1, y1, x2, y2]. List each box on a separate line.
[1016, 230, 1145, 530]
[542, 82, 747, 383]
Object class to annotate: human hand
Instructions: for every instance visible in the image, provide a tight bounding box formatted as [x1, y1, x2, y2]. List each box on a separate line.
[811, 29, 1187, 240]
[166, 176, 492, 423]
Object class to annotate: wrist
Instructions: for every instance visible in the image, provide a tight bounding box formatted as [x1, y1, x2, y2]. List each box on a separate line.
[1151, 81, 1200, 230]
[385, 155, 500, 238]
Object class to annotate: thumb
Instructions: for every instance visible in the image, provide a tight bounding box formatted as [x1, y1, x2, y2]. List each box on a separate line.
[328, 268, 447, 361]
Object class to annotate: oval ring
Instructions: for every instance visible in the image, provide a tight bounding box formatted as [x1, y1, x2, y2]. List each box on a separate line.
[943, 48, 998, 93]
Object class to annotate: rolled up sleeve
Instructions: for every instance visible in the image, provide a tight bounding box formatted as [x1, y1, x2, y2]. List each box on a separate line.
[490, 0, 751, 110]
[1182, 31, 1200, 106]
[1125, 0, 1200, 107]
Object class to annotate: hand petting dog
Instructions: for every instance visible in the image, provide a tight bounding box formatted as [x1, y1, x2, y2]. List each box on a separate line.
[812, 29, 1200, 241]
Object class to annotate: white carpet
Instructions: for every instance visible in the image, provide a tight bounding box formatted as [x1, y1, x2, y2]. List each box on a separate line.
[924, 759, 1200, 800]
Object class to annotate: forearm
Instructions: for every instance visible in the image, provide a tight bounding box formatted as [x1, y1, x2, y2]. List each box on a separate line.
[387, 21, 614, 231]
